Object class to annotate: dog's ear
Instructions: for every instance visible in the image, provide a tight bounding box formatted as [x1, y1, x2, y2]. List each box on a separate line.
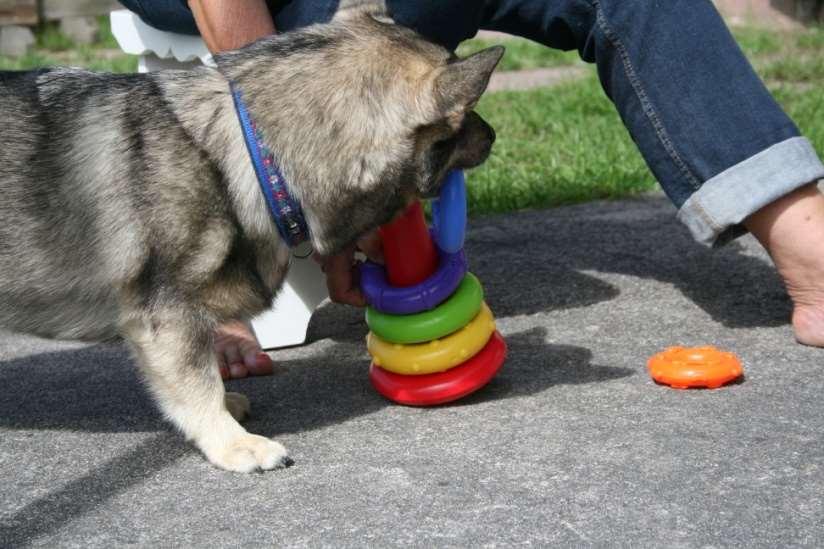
[333, 0, 390, 21]
[435, 46, 505, 120]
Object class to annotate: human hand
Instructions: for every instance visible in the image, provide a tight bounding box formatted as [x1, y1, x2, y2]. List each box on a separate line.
[314, 231, 383, 307]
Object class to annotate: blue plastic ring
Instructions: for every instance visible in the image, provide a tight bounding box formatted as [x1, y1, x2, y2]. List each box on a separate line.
[432, 170, 467, 254]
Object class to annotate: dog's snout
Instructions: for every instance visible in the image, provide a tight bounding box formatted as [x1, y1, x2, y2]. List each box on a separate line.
[450, 112, 497, 170]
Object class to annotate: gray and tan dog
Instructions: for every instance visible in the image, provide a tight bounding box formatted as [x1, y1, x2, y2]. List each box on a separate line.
[0, 1, 502, 472]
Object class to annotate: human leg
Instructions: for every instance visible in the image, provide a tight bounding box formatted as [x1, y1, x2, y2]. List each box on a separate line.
[119, 0, 489, 48]
[479, 0, 822, 243]
[118, 0, 341, 35]
[480, 0, 824, 342]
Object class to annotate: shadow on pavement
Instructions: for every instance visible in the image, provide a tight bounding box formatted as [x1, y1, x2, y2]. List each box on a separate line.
[0, 433, 187, 548]
[0, 327, 625, 545]
[468, 196, 789, 328]
[0, 195, 786, 544]
[305, 196, 790, 350]
[0, 328, 620, 434]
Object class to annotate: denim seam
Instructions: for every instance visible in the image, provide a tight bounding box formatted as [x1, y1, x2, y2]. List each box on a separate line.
[591, 1, 703, 192]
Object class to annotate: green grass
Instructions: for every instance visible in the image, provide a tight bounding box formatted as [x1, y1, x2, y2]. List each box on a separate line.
[461, 24, 824, 216]
[762, 55, 824, 82]
[457, 35, 652, 214]
[466, 75, 656, 214]
[773, 85, 824, 153]
[457, 37, 579, 71]
[0, 49, 137, 72]
[465, 73, 824, 216]
[35, 21, 76, 51]
[0, 16, 137, 72]
[795, 26, 824, 49]
[96, 15, 123, 50]
[733, 26, 823, 153]
[731, 27, 783, 56]
[748, 25, 824, 85]
[1, 20, 821, 217]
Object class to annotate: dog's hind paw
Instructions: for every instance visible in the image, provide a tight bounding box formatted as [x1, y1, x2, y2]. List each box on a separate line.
[225, 392, 250, 421]
[210, 434, 292, 473]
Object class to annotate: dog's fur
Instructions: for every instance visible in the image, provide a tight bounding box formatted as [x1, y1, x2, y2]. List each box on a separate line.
[0, 1, 502, 471]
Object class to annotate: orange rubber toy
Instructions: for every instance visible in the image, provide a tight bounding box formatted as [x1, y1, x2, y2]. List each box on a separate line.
[648, 346, 743, 389]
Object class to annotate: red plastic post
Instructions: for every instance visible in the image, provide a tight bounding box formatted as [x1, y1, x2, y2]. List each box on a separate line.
[379, 201, 438, 287]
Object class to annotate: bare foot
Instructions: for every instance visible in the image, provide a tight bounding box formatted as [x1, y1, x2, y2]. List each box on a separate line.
[745, 183, 824, 346]
[214, 320, 275, 380]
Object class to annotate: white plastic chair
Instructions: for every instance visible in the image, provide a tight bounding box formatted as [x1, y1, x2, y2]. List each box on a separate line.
[110, 9, 328, 350]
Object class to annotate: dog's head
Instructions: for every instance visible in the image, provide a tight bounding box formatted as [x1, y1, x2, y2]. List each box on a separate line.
[216, 1, 503, 255]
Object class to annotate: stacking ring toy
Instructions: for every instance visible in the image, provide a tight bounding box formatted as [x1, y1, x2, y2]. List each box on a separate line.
[360, 247, 467, 315]
[366, 273, 484, 344]
[370, 331, 507, 406]
[432, 170, 467, 254]
[367, 303, 495, 375]
[648, 346, 743, 389]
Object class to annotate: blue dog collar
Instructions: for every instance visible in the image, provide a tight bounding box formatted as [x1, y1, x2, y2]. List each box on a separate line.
[230, 83, 311, 253]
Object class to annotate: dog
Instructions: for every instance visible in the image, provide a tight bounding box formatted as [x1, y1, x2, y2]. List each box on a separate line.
[0, 0, 502, 472]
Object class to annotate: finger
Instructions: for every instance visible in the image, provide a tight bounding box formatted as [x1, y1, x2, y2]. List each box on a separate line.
[325, 258, 367, 307]
[245, 352, 275, 376]
[229, 362, 249, 379]
[344, 262, 368, 307]
[326, 272, 367, 307]
[356, 230, 384, 264]
[222, 343, 242, 368]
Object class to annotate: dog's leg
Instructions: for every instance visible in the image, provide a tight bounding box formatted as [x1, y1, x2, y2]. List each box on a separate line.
[123, 313, 291, 473]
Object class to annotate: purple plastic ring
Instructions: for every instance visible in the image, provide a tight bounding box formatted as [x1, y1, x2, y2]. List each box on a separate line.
[360, 247, 468, 315]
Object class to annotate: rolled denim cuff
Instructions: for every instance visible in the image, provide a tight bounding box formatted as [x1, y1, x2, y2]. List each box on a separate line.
[677, 137, 824, 247]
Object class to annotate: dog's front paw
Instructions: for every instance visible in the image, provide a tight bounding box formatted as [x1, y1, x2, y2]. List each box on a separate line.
[225, 392, 250, 421]
[208, 434, 292, 473]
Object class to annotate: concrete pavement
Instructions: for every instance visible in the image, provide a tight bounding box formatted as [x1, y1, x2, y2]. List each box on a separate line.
[1, 195, 822, 547]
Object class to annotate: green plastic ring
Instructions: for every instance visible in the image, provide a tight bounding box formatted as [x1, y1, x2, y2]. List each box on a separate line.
[365, 273, 484, 344]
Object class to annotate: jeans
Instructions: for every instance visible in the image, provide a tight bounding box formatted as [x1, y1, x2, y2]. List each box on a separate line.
[119, 0, 824, 246]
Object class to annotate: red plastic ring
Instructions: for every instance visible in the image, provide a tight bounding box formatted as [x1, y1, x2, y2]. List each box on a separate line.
[369, 331, 507, 406]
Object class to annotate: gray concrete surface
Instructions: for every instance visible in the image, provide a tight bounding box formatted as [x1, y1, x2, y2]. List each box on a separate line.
[1, 195, 823, 547]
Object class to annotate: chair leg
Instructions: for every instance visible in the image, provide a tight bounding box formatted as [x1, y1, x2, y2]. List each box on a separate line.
[251, 257, 328, 350]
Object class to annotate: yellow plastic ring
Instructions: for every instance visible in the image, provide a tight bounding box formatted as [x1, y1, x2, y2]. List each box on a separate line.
[367, 302, 496, 375]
